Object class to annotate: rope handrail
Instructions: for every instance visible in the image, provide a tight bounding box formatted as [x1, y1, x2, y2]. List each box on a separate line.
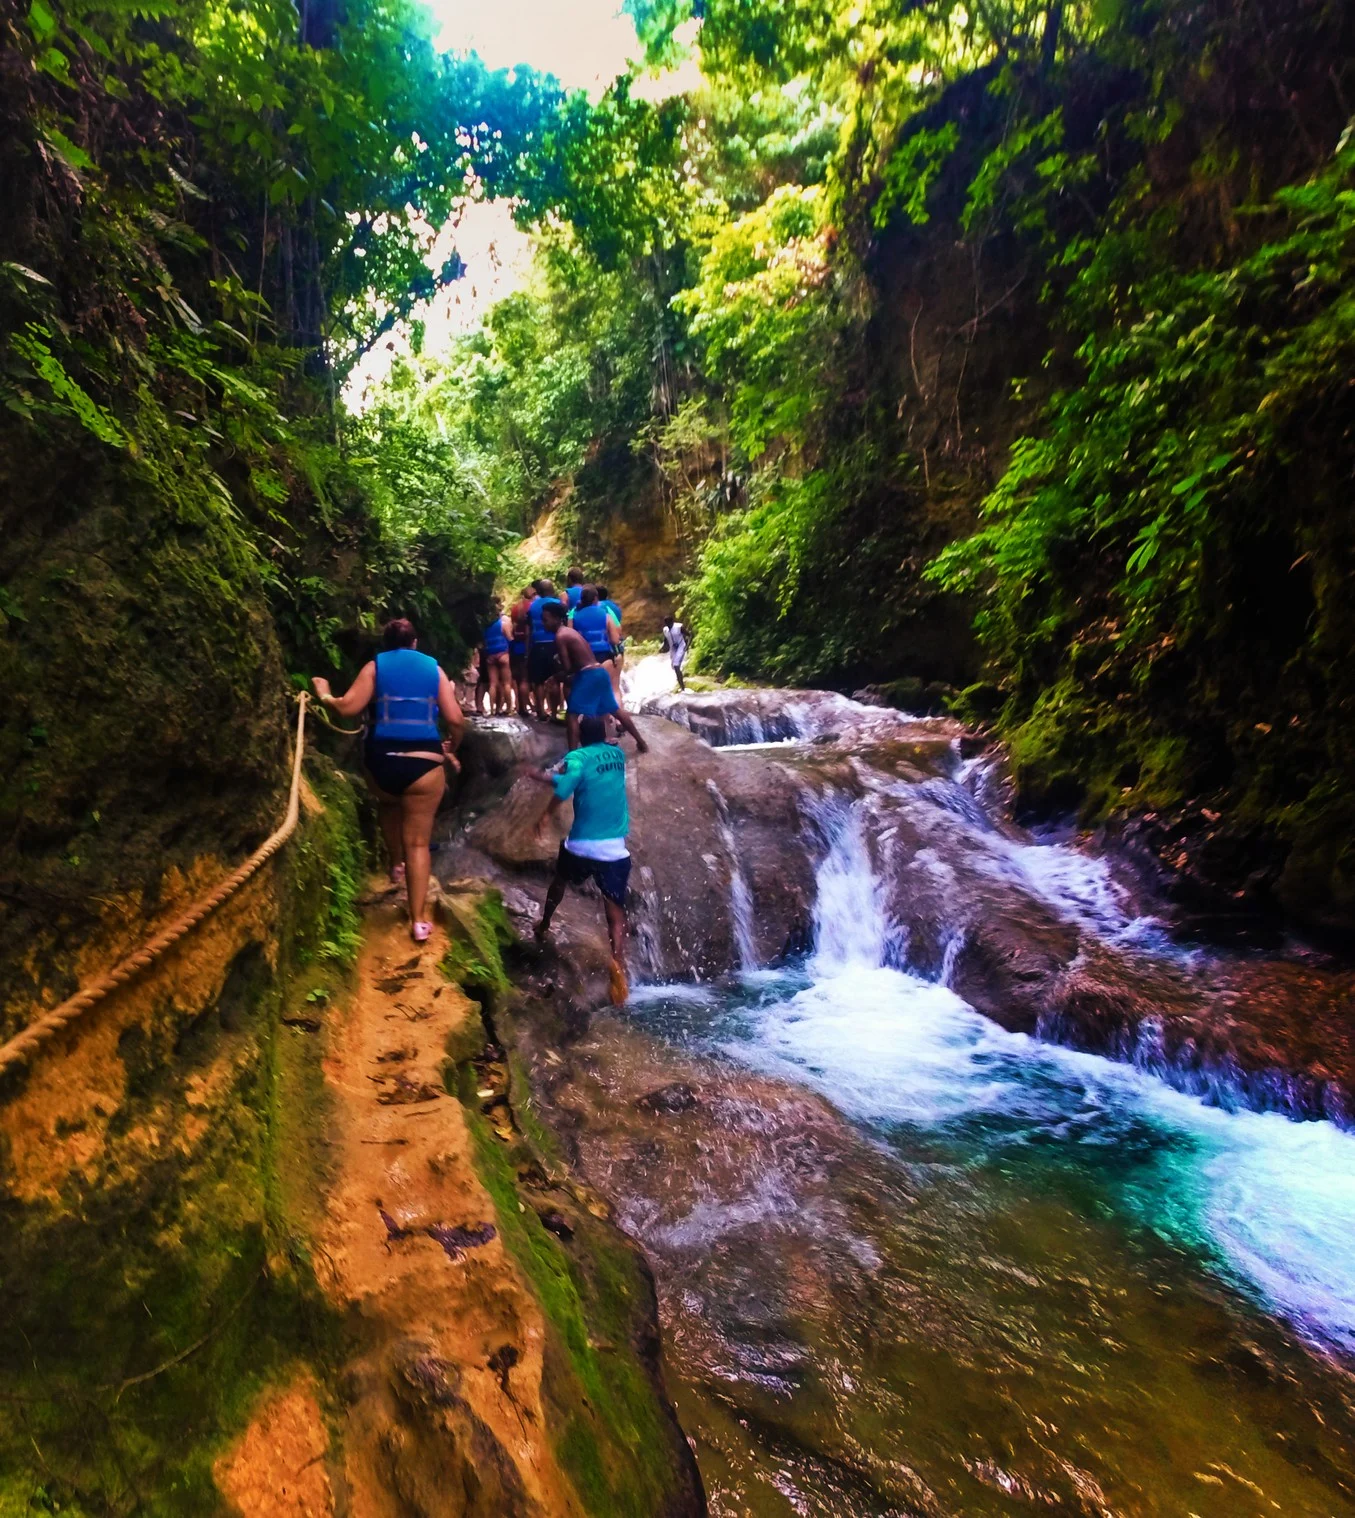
[0, 693, 312, 1081]
[308, 698, 365, 737]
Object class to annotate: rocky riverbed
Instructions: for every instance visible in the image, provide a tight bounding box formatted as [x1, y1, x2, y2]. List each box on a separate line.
[443, 688, 1354, 1128]
[437, 684, 1355, 1515]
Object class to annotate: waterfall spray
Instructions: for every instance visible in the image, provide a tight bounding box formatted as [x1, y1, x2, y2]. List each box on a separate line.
[706, 779, 758, 972]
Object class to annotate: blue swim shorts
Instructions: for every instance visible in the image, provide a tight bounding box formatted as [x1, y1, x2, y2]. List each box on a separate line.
[567, 664, 619, 717]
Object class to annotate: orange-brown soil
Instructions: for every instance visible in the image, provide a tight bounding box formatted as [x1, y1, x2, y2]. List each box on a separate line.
[215, 1380, 334, 1518]
[310, 883, 580, 1517]
[1, 862, 278, 1205]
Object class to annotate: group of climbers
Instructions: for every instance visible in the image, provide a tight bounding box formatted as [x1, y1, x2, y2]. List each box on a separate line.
[309, 573, 656, 999]
[476, 568, 630, 729]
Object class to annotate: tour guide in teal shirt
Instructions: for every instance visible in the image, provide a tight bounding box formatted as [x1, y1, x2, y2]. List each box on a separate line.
[528, 714, 648, 1005]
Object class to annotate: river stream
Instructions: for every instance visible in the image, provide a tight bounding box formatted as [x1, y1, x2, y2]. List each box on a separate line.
[547, 673, 1355, 1515]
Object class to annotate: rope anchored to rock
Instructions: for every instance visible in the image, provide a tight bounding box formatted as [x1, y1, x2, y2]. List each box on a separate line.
[0, 693, 312, 1082]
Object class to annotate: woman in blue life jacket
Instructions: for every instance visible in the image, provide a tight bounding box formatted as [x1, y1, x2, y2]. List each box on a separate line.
[526, 578, 564, 721]
[480, 598, 513, 715]
[312, 618, 463, 943]
[593, 584, 624, 698]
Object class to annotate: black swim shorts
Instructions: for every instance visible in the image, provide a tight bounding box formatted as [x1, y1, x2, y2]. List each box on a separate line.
[555, 842, 631, 905]
[528, 644, 558, 686]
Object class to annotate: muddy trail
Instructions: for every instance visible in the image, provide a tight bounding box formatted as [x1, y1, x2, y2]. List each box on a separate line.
[212, 878, 704, 1517]
[0, 752, 702, 1518]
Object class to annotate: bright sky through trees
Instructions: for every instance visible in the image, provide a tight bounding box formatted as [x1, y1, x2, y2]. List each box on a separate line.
[344, 0, 647, 406]
[427, 0, 639, 89]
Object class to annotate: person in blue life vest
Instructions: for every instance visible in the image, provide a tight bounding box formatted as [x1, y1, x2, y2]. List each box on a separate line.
[526, 578, 564, 722]
[527, 714, 641, 1005]
[593, 583, 624, 698]
[539, 600, 648, 753]
[570, 585, 622, 697]
[563, 566, 586, 613]
[479, 598, 514, 715]
[312, 617, 463, 944]
[509, 585, 535, 717]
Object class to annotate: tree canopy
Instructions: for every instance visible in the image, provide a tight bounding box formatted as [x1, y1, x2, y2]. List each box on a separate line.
[4, 0, 1353, 925]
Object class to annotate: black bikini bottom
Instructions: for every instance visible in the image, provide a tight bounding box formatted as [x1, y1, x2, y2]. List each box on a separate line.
[364, 738, 442, 796]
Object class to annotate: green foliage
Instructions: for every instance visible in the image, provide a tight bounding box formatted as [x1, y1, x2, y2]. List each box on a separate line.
[378, 238, 672, 541]
[8, 325, 128, 447]
[519, 82, 693, 267]
[2, 0, 554, 704]
[931, 120, 1355, 837]
[873, 123, 960, 229]
[675, 184, 845, 459]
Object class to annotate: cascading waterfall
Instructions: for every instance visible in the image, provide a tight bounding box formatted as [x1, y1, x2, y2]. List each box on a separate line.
[936, 927, 965, 988]
[705, 779, 758, 973]
[725, 797, 1355, 1353]
[807, 800, 893, 973]
[557, 700, 1355, 1512]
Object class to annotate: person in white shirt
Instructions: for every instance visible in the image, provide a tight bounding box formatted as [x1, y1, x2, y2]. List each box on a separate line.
[661, 616, 688, 691]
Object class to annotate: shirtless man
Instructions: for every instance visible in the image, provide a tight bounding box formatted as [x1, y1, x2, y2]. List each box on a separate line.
[539, 601, 648, 754]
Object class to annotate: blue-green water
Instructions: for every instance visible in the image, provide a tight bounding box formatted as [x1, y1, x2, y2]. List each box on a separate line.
[563, 809, 1355, 1515]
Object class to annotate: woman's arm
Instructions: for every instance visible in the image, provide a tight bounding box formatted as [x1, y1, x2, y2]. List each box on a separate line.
[437, 668, 465, 749]
[312, 661, 375, 719]
[606, 613, 620, 649]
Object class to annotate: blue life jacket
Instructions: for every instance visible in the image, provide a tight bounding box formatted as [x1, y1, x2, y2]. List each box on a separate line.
[483, 616, 509, 655]
[602, 599, 622, 628]
[565, 584, 584, 610]
[371, 648, 440, 741]
[528, 595, 562, 644]
[571, 602, 612, 655]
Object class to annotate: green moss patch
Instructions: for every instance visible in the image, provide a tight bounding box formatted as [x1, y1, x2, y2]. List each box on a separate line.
[439, 889, 515, 1008]
[461, 1092, 700, 1516]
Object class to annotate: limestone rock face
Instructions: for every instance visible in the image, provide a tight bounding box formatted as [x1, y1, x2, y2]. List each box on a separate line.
[451, 714, 819, 984]
[448, 689, 1355, 1129]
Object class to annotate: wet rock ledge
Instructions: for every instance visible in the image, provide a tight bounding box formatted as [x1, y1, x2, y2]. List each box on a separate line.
[435, 883, 708, 1518]
[447, 695, 1355, 1133]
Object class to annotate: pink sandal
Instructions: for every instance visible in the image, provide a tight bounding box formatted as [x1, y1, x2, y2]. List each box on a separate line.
[412, 920, 432, 943]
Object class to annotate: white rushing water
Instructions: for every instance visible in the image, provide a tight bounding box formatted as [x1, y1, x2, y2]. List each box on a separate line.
[867, 759, 1176, 954]
[713, 803, 1355, 1354]
[705, 780, 758, 973]
[621, 652, 681, 711]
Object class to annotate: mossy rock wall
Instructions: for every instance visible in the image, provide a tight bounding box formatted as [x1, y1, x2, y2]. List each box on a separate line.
[0, 429, 290, 1046]
[0, 760, 364, 1515]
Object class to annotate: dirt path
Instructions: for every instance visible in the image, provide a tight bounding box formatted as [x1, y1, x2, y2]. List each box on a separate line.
[220, 882, 581, 1517]
[322, 884, 581, 1516]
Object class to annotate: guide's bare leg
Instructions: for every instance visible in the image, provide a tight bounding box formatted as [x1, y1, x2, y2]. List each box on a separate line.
[604, 898, 628, 1004]
[536, 869, 567, 942]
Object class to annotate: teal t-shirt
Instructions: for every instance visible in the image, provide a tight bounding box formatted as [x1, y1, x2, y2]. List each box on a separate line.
[552, 742, 629, 841]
